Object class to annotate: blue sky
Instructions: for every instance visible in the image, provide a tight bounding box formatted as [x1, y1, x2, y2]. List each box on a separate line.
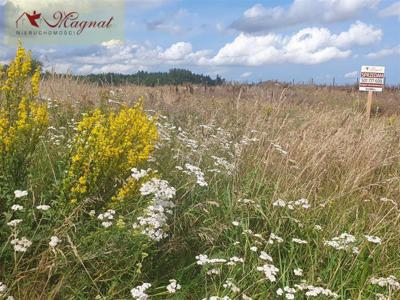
[0, 0, 400, 84]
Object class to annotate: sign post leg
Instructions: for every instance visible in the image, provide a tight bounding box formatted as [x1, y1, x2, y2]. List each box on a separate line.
[366, 90, 373, 119]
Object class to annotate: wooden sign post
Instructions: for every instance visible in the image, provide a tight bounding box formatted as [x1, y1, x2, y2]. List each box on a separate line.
[359, 66, 385, 119]
[366, 91, 373, 119]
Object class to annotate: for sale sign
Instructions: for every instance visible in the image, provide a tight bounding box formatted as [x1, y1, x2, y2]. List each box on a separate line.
[359, 66, 385, 92]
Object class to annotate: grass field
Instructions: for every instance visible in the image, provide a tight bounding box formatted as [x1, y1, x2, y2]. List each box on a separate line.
[1, 47, 400, 300]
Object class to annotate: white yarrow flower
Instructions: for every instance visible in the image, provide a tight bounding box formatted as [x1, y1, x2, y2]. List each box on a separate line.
[11, 204, 23, 211]
[49, 236, 61, 248]
[36, 205, 51, 211]
[14, 190, 28, 198]
[166, 279, 181, 294]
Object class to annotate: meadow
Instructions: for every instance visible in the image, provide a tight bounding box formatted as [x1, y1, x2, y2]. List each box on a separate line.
[1, 46, 400, 300]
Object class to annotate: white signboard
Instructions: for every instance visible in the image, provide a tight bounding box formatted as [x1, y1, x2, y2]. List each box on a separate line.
[359, 66, 385, 92]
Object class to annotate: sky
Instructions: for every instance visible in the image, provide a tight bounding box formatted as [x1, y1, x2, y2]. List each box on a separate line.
[0, 0, 399, 84]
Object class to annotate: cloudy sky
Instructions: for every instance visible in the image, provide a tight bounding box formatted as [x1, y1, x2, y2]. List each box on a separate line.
[0, 0, 399, 84]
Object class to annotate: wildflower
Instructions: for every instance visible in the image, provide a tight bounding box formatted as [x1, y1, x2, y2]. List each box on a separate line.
[49, 236, 61, 248]
[259, 251, 273, 262]
[36, 205, 50, 211]
[11, 237, 32, 252]
[295, 284, 339, 298]
[365, 235, 382, 244]
[294, 268, 303, 276]
[98, 209, 115, 221]
[370, 276, 400, 290]
[140, 178, 176, 200]
[11, 204, 23, 211]
[131, 283, 151, 299]
[232, 221, 240, 226]
[166, 279, 181, 294]
[276, 288, 284, 296]
[101, 221, 113, 228]
[89, 210, 96, 217]
[257, 263, 279, 282]
[292, 238, 308, 244]
[195, 254, 227, 266]
[131, 168, 151, 180]
[183, 163, 208, 187]
[273, 199, 286, 207]
[268, 233, 284, 244]
[226, 256, 244, 266]
[242, 294, 252, 300]
[223, 279, 240, 293]
[14, 190, 28, 198]
[207, 269, 221, 275]
[324, 232, 356, 252]
[314, 225, 323, 231]
[0, 282, 7, 294]
[250, 246, 258, 252]
[211, 155, 234, 174]
[7, 219, 22, 227]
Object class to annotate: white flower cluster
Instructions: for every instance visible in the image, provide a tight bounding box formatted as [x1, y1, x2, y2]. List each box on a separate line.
[324, 232, 358, 253]
[226, 256, 244, 266]
[36, 205, 51, 211]
[14, 190, 28, 198]
[370, 276, 400, 290]
[195, 254, 243, 266]
[292, 238, 308, 244]
[135, 178, 176, 241]
[223, 279, 240, 293]
[294, 284, 339, 298]
[140, 178, 176, 200]
[177, 131, 199, 151]
[203, 296, 231, 300]
[196, 254, 227, 265]
[166, 279, 181, 294]
[273, 198, 310, 209]
[98, 209, 116, 228]
[131, 168, 152, 180]
[11, 204, 23, 211]
[207, 268, 221, 275]
[49, 236, 61, 248]
[364, 235, 382, 244]
[211, 155, 235, 175]
[294, 268, 303, 276]
[183, 163, 208, 187]
[268, 233, 284, 244]
[130, 283, 151, 299]
[7, 219, 22, 227]
[11, 237, 32, 252]
[0, 282, 7, 296]
[276, 286, 296, 299]
[257, 263, 279, 282]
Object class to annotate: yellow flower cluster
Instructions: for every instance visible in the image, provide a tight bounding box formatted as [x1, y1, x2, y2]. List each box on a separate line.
[64, 103, 158, 204]
[0, 43, 48, 179]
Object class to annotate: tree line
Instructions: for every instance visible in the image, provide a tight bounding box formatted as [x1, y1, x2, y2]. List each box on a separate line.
[76, 69, 225, 86]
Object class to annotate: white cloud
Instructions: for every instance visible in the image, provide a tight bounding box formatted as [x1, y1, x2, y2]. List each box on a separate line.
[1, 21, 381, 74]
[333, 21, 382, 48]
[366, 45, 400, 58]
[240, 72, 252, 78]
[201, 22, 380, 66]
[344, 71, 358, 78]
[231, 0, 380, 32]
[160, 42, 193, 60]
[380, 1, 400, 17]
